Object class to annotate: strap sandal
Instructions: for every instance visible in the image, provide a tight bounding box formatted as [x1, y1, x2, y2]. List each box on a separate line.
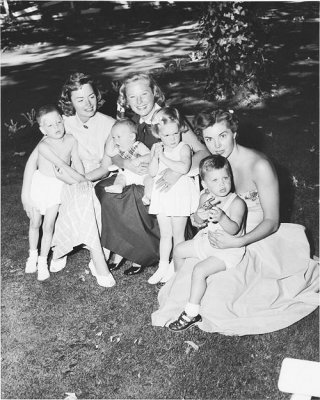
[168, 311, 202, 332]
[109, 258, 126, 272]
[123, 264, 144, 276]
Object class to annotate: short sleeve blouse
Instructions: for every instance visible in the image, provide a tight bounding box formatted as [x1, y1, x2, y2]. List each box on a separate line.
[64, 112, 115, 173]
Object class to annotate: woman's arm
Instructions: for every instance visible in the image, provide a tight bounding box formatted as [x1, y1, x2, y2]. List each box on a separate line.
[209, 158, 280, 248]
[84, 144, 112, 182]
[21, 146, 38, 215]
[157, 128, 209, 191]
[159, 143, 191, 175]
[111, 154, 149, 175]
[240, 158, 280, 244]
[39, 142, 86, 183]
[182, 128, 210, 170]
[71, 140, 85, 175]
[148, 143, 160, 177]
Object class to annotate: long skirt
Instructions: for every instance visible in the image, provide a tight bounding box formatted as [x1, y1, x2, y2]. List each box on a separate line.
[151, 223, 319, 335]
[95, 177, 160, 266]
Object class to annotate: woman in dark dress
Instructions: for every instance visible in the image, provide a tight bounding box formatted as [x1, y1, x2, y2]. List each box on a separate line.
[95, 73, 209, 275]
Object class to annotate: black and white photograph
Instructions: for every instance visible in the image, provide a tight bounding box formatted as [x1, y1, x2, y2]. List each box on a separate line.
[1, 1, 319, 399]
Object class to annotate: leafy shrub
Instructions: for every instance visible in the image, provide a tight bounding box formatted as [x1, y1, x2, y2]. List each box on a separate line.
[197, 2, 266, 101]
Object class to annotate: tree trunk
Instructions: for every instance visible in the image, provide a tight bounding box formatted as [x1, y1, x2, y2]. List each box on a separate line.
[3, 0, 11, 17]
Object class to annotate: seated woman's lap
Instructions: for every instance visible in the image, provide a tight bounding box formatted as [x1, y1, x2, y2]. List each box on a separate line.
[95, 176, 160, 266]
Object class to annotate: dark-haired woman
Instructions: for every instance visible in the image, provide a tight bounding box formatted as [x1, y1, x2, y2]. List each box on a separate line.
[152, 109, 319, 334]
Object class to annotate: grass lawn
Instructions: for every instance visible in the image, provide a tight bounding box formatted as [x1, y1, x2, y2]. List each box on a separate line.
[1, 2, 319, 399]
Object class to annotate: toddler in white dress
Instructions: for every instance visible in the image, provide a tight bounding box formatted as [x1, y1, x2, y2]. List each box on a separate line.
[148, 107, 199, 284]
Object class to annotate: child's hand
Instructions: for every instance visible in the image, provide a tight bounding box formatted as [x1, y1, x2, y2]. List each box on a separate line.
[196, 207, 211, 222]
[152, 143, 163, 159]
[209, 207, 224, 223]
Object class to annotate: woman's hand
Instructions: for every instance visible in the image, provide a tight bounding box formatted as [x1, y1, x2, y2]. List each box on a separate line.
[21, 194, 35, 219]
[156, 168, 181, 192]
[124, 158, 148, 175]
[77, 180, 93, 193]
[208, 230, 242, 249]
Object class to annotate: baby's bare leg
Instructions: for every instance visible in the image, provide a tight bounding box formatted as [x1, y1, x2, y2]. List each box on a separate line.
[104, 174, 126, 194]
[189, 256, 226, 305]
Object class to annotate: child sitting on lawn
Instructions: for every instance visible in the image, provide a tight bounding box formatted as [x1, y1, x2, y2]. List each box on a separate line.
[22, 104, 87, 281]
[168, 155, 246, 331]
[105, 118, 152, 205]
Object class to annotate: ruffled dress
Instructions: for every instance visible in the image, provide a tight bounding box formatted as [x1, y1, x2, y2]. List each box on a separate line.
[151, 190, 319, 335]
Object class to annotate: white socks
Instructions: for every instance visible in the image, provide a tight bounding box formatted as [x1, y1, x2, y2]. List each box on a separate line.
[148, 261, 170, 285]
[37, 256, 50, 281]
[25, 249, 38, 273]
[185, 302, 200, 317]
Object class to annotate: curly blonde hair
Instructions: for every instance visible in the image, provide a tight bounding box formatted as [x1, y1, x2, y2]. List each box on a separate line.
[58, 72, 103, 116]
[150, 106, 187, 138]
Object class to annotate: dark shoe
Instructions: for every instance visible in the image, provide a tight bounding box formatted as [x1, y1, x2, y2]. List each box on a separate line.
[109, 258, 126, 272]
[123, 265, 144, 276]
[168, 311, 202, 332]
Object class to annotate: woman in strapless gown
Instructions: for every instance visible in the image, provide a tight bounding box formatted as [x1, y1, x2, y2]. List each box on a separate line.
[151, 109, 319, 335]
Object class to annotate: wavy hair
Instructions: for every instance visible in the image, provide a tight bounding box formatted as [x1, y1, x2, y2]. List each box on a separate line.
[58, 72, 103, 116]
[193, 109, 239, 137]
[150, 106, 187, 138]
[117, 73, 165, 118]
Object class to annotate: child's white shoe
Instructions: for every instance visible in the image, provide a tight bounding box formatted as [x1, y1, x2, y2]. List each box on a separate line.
[50, 256, 67, 273]
[104, 184, 123, 194]
[88, 260, 116, 288]
[37, 257, 50, 281]
[148, 261, 170, 285]
[25, 256, 38, 274]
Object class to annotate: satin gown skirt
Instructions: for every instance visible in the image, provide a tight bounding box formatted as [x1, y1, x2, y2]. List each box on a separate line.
[151, 223, 319, 335]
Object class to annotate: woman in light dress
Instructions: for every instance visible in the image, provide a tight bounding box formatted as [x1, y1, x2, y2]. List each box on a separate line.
[152, 108, 319, 335]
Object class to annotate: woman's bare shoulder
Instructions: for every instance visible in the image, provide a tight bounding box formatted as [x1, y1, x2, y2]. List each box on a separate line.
[240, 146, 273, 168]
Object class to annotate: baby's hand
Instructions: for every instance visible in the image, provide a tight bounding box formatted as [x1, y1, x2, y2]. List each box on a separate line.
[209, 207, 224, 223]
